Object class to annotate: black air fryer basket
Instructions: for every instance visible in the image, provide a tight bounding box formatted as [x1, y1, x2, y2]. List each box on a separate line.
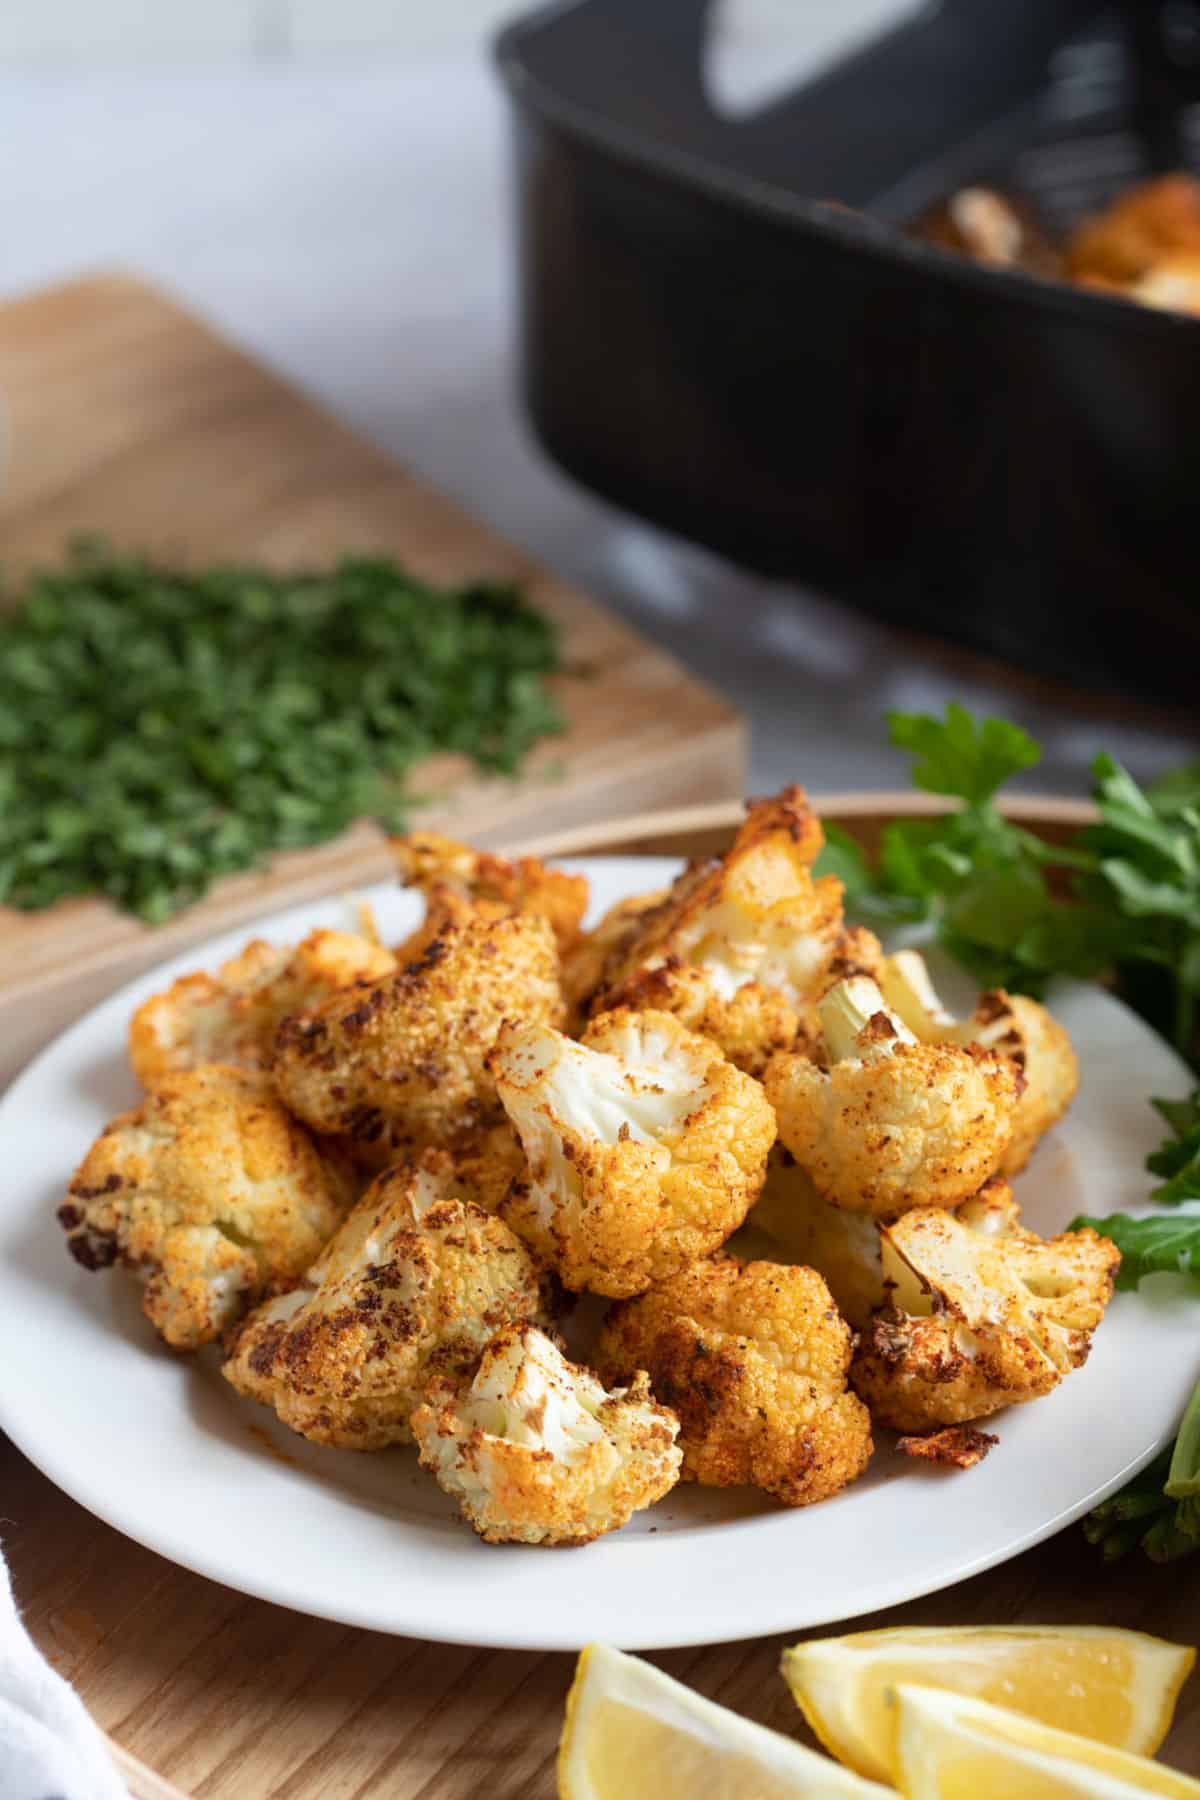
[496, 0, 1200, 706]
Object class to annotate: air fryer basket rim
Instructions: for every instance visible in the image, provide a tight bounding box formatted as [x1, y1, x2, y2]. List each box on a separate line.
[495, 0, 1200, 337]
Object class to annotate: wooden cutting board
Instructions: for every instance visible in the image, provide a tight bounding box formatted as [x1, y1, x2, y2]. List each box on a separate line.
[6, 798, 1199, 1798]
[0, 273, 743, 1084]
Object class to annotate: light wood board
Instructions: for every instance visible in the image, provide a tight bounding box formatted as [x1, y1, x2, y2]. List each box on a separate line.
[0, 273, 743, 1083]
[5, 799, 1198, 1797]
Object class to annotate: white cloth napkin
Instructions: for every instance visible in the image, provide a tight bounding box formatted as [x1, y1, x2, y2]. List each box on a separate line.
[0, 1553, 126, 1800]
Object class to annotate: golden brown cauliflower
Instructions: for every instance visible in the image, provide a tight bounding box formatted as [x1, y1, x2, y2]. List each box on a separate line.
[58, 1064, 353, 1349]
[322, 1111, 528, 1206]
[747, 1147, 890, 1332]
[592, 786, 852, 1074]
[128, 928, 396, 1087]
[852, 1204, 1120, 1431]
[750, 1157, 1023, 1332]
[877, 950, 1079, 1177]
[764, 976, 1017, 1217]
[222, 1153, 552, 1449]
[561, 888, 668, 1030]
[489, 1008, 775, 1297]
[440, 1116, 529, 1215]
[391, 832, 588, 956]
[411, 1324, 681, 1544]
[594, 1256, 872, 1507]
[272, 911, 563, 1149]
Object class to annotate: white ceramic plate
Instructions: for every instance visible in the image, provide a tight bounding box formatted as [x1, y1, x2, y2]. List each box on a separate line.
[0, 857, 1196, 1652]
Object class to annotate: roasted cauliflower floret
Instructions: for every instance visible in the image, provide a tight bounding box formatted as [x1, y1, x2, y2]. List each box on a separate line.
[439, 1116, 529, 1215]
[592, 786, 850, 1074]
[764, 976, 1017, 1217]
[490, 1008, 775, 1297]
[392, 832, 588, 955]
[748, 1148, 890, 1332]
[411, 1325, 681, 1544]
[878, 950, 1079, 1176]
[750, 1157, 1023, 1332]
[594, 1256, 872, 1507]
[851, 1204, 1120, 1431]
[561, 888, 668, 1029]
[223, 1153, 552, 1449]
[58, 1064, 353, 1349]
[129, 928, 396, 1087]
[273, 911, 563, 1148]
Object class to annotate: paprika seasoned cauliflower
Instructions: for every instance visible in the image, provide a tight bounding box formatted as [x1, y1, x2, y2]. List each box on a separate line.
[273, 911, 563, 1149]
[561, 887, 668, 1029]
[439, 1116, 529, 1216]
[59, 1064, 353, 1350]
[878, 949, 1079, 1176]
[852, 1203, 1120, 1431]
[411, 1324, 681, 1544]
[223, 1153, 553, 1449]
[749, 1158, 1023, 1332]
[490, 1008, 775, 1297]
[747, 1148, 889, 1333]
[129, 928, 396, 1087]
[594, 1256, 872, 1507]
[592, 786, 861, 1073]
[764, 976, 1017, 1217]
[391, 832, 588, 955]
[328, 1110, 528, 1202]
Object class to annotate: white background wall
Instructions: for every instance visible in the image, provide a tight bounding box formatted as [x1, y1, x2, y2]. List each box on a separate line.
[0, 0, 915, 66]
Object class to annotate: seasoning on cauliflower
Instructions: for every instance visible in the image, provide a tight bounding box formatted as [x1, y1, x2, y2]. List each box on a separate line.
[896, 1424, 999, 1468]
[594, 1256, 872, 1507]
[391, 832, 588, 956]
[851, 1204, 1121, 1432]
[441, 1116, 528, 1215]
[272, 911, 563, 1149]
[749, 1150, 1024, 1332]
[223, 1152, 553, 1449]
[561, 888, 668, 1029]
[58, 1064, 353, 1349]
[128, 928, 397, 1088]
[411, 1324, 681, 1544]
[591, 786, 857, 1073]
[877, 949, 1079, 1177]
[764, 976, 1017, 1217]
[747, 1147, 892, 1332]
[489, 1008, 775, 1297]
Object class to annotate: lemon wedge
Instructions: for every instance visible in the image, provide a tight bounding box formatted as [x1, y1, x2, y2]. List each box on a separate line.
[890, 1683, 1200, 1798]
[558, 1643, 895, 1798]
[782, 1625, 1195, 1782]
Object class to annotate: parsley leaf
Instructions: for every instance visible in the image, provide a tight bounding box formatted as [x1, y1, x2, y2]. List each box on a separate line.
[0, 543, 564, 920]
[1084, 1444, 1200, 1563]
[1069, 1211, 1200, 1289]
[887, 703, 1040, 805]
[812, 823, 874, 897]
[1145, 1090, 1200, 1204]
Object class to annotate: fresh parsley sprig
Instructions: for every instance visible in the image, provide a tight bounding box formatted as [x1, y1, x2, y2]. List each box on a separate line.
[1146, 1093, 1200, 1206]
[1071, 1210, 1200, 1289]
[817, 703, 1200, 1056]
[0, 542, 565, 922]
